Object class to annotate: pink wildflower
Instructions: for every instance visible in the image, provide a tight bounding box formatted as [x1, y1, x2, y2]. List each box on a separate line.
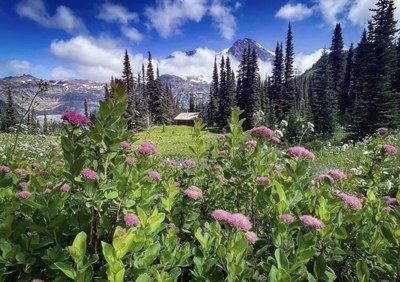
[19, 182, 28, 188]
[382, 207, 393, 212]
[118, 228, 127, 236]
[228, 213, 252, 230]
[14, 168, 32, 177]
[119, 141, 131, 150]
[30, 162, 40, 168]
[256, 176, 270, 184]
[216, 175, 224, 181]
[31, 279, 44, 282]
[383, 144, 398, 154]
[218, 150, 228, 156]
[0, 165, 10, 173]
[279, 214, 295, 223]
[319, 174, 335, 183]
[125, 157, 134, 165]
[300, 215, 325, 229]
[82, 136, 91, 143]
[44, 188, 52, 194]
[251, 126, 275, 137]
[168, 223, 176, 228]
[82, 168, 99, 180]
[212, 209, 231, 221]
[16, 191, 32, 199]
[245, 140, 257, 148]
[149, 170, 162, 181]
[183, 159, 196, 168]
[136, 142, 156, 155]
[328, 169, 347, 180]
[377, 127, 389, 134]
[124, 213, 140, 227]
[383, 196, 398, 205]
[131, 129, 139, 135]
[269, 137, 281, 144]
[334, 190, 362, 209]
[287, 146, 315, 160]
[61, 111, 91, 126]
[60, 184, 71, 192]
[218, 134, 226, 140]
[184, 186, 203, 200]
[245, 231, 258, 244]
[174, 181, 181, 187]
[48, 142, 58, 149]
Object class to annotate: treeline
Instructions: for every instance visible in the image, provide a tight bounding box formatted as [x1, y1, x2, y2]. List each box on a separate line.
[113, 51, 176, 129]
[207, 0, 399, 140]
[0, 88, 61, 135]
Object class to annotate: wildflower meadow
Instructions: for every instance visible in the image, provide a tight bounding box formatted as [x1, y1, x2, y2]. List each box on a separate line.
[0, 84, 399, 281]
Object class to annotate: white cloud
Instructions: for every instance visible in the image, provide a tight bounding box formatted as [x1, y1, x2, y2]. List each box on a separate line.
[316, 0, 350, 25]
[121, 26, 143, 42]
[98, 2, 139, 25]
[145, 0, 208, 38]
[8, 60, 31, 74]
[275, 3, 313, 22]
[50, 35, 145, 81]
[209, 0, 236, 40]
[16, 0, 86, 34]
[348, 0, 400, 27]
[294, 49, 324, 74]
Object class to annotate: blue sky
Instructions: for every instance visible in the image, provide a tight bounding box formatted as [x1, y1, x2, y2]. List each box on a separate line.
[0, 0, 398, 82]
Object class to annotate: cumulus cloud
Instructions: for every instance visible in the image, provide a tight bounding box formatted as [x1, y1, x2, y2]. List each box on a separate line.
[275, 3, 313, 22]
[16, 0, 86, 34]
[316, 0, 350, 25]
[294, 49, 324, 74]
[8, 60, 31, 74]
[348, 0, 400, 27]
[98, 2, 139, 25]
[121, 26, 143, 42]
[209, 0, 237, 40]
[145, 0, 208, 38]
[50, 35, 145, 81]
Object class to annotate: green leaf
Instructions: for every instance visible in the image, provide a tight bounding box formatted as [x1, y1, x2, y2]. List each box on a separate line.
[106, 191, 119, 199]
[356, 260, 370, 282]
[232, 237, 248, 258]
[70, 231, 87, 263]
[334, 227, 347, 239]
[136, 273, 152, 282]
[314, 254, 326, 279]
[54, 262, 76, 279]
[275, 248, 289, 270]
[102, 242, 116, 264]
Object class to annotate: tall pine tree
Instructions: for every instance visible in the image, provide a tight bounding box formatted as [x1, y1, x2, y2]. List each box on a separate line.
[3, 88, 16, 132]
[208, 58, 219, 125]
[283, 23, 295, 117]
[341, 43, 354, 115]
[122, 49, 136, 128]
[269, 42, 284, 120]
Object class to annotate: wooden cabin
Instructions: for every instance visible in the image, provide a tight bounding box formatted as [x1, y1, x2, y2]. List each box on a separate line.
[173, 112, 200, 126]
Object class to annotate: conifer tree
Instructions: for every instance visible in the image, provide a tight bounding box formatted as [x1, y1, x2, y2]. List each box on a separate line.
[283, 23, 295, 117]
[209, 58, 219, 125]
[84, 99, 89, 118]
[189, 93, 195, 112]
[341, 43, 354, 114]
[227, 61, 236, 109]
[312, 50, 335, 136]
[329, 23, 345, 116]
[3, 88, 16, 133]
[269, 42, 284, 120]
[43, 113, 48, 135]
[151, 66, 167, 124]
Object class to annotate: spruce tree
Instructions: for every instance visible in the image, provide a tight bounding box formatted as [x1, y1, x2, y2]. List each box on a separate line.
[269, 42, 284, 120]
[209, 58, 219, 125]
[329, 23, 345, 117]
[341, 43, 354, 115]
[283, 23, 295, 117]
[122, 49, 136, 128]
[43, 113, 48, 135]
[370, 0, 399, 129]
[312, 50, 335, 137]
[84, 99, 89, 118]
[189, 93, 195, 112]
[3, 88, 16, 133]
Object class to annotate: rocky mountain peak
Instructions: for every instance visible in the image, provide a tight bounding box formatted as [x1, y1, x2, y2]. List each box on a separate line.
[226, 38, 275, 62]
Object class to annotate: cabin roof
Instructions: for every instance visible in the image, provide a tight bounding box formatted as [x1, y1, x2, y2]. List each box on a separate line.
[173, 112, 200, 120]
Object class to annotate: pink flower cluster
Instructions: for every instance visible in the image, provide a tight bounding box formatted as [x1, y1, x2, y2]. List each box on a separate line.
[319, 174, 334, 183]
[30, 162, 40, 168]
[31, 279, 44, 282]
[19, 182, 28, 188]
[251, 126, 274, 137]
[61, 111, 91, 126]
[218, 150, 228, 156]
[279, 214, 295, 223]
[184, 186, 203, 200]
[245, 231, 258, 244]
[82, 168, 99, 180]
[383, 144, 398, 154]
[60, 184, 71, 192]
[383, 196, 398, 205]
[211, 209, 253, 231]
[82, 136, 92, 143]
[300, 215, 325, 229]
[245, 140, 257, 148]
[125, 157, 134, 165]
[14, 168, 32, 177]
[15, 191, 32, 199]
[218, 134, 226, 140]
[269, 137, 281, 144]
[124, 213, 140, 227]
[0, 165, 10, 173]
[328, 169, 347, 180]
[119, 141, 131, 150]
[287, 146, 315, 160]
[334, 190, 363, 209]
[149, 170, 162, 181]
[256, 176, 270, 184]
[183, 159, 196, 168]
[136, 142, 156, 155]
[377, 127, 388, 134]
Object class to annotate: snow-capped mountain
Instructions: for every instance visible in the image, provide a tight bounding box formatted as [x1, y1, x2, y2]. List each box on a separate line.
[222, 38, 275, 62]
